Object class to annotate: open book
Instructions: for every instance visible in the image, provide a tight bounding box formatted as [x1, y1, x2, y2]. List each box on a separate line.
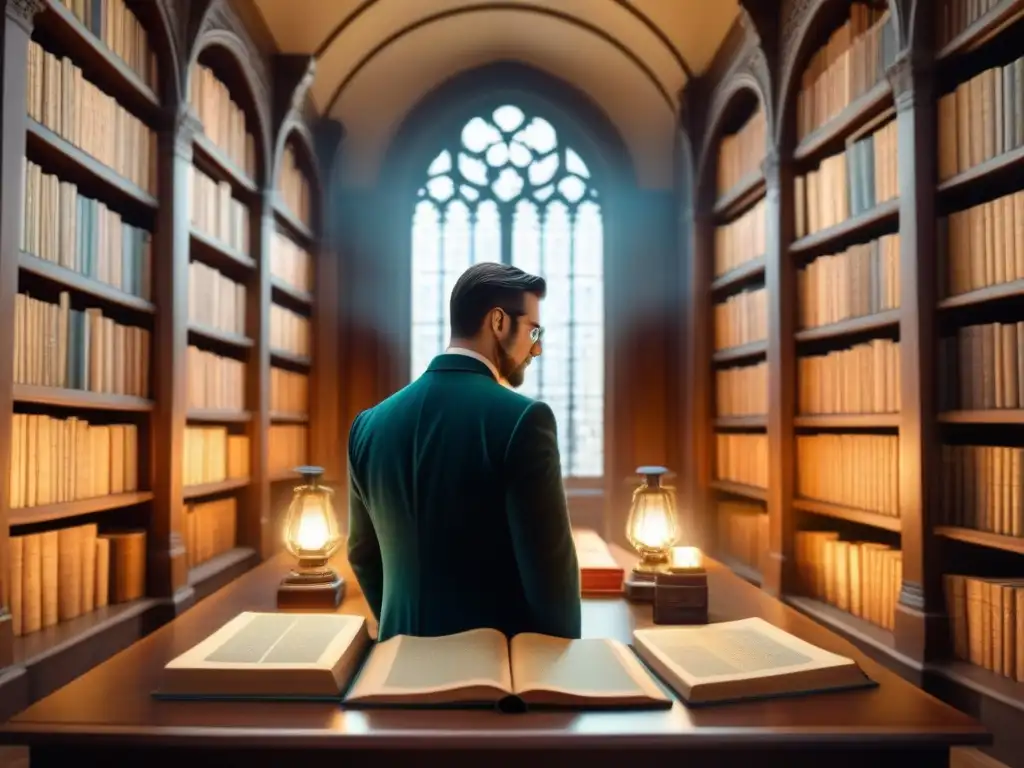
[344, 627, 671, 711]
[632, 617, 876, 706]
[156, 612, 372, 700]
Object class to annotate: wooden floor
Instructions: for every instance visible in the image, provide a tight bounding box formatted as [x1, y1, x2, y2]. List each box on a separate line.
[0, 746, 1010, 767]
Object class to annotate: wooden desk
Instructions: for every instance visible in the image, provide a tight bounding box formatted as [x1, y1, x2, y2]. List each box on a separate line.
[0, 550, 988, 768]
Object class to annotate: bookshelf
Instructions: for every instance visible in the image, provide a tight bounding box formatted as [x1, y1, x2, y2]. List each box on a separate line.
[0, 0, 334, 720]
[686, 0, 1024, 764]
[692, 79, 770, 586]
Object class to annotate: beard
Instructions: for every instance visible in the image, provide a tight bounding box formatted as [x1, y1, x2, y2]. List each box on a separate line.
[497, 339, 531, 388]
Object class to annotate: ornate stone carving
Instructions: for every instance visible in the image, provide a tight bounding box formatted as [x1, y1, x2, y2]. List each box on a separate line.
[170, 106, 204, 159]
[200, 0, 270, 123]
[781, 0, 816, 61]
[6, 0, 45, 33]
[886, 50, 933, 111]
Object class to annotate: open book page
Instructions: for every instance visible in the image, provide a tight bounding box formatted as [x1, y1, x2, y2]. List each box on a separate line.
[160, 612, 370, 698]
[633, 617, 867, 705]
[509, 633, 670, 707]
[344, 627, 513, 706]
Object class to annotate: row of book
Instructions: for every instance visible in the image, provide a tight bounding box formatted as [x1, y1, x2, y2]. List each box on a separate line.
[713, 287, 766, 350]
[714, 433, 768, 488]
[945, 574, 1024, 683]
[271, 368, 309, 415]
[272, 230, 314, 294]
[797, 338, 900, 415]
[939, 190, 1024, 298]
[189, 164, 251, 257]
[796, 531, 902, 632]
[189, 64, 257, 180]
[715, 362, 767, 417]
[795, 5, 897, 142]
[55, 0, 158, 90]
[270, 304, 311, 357]
[716, 500, 768, 575]
[183, 427, 249, 487]
[189, 260, 247, 338]
[713, 198, 766, 276]
[938, 444, 1023, 538]
[794, 119, 898, 239]
[796, 234, 900, 330]
[183, 497, 238, 571]
[9, 416, 138, 510]
[26, 40, 155, 194]
[279, 144, 312, 228]
[796, 434, 899, 516]
[937, 321, 1024, 410]
[8, 525, 146, 637]
[187, 347, 245, 413]
[14, 291, 151, 398]
[717, 109, 766, 197]
[936, 0, 1014, 48]
[269, 425, 308, 476]
[938, 55, 1024, 182]
[22, 159, 152, 300]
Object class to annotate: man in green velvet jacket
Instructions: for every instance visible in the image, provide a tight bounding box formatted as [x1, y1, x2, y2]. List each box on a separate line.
[347, 263, 581, 642]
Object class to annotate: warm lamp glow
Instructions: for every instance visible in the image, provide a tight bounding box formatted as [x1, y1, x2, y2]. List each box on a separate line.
[283, 469, 341, 560]
[671, 546, 703, 571]
[277, 466, 346, 610]
[292, 497, 332, 552]
[625, 466, 679, 569]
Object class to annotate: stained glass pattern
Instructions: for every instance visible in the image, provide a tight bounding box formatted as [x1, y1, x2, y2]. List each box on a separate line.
[410, 104, 604, 477]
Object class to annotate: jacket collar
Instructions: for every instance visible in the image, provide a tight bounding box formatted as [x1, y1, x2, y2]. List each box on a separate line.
[427, 352, 498, 380]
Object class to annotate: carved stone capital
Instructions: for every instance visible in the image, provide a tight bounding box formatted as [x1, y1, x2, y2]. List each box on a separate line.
[170, 107, 204, 160]
[899, 580, 926, 611]
[886, 51, 934, 112]
[6, 0, 45, 33]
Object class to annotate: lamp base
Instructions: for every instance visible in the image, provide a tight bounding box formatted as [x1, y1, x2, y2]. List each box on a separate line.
[277, 568, 346, 610]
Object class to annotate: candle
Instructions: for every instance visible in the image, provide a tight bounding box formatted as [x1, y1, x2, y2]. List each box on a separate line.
[670, 546, 703, 572]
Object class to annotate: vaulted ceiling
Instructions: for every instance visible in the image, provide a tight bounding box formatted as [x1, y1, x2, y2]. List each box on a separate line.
[251, 0, 740, 188]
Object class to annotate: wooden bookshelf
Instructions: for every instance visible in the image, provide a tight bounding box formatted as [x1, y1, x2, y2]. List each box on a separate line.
[689, 86, 771, 579]
[684, 1, 1024, 764]
[0, 0, 337, 721]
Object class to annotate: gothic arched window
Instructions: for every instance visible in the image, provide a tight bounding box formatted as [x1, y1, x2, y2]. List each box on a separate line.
[410, 104, 604, 478]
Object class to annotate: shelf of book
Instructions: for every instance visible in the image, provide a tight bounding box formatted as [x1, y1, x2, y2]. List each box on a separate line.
[710, 479, 768, 502]
[788, 198, 899, 257]
[793, 80, 893, 164]
[792, 413, 901, 428]
[0, 0, 334, 723]
[25, 119, 156, 213]
[794, 309, 900, 343]
[793, 497, 902, 533]
[182, 477, 251, 502]
[709, 256, 766, 293]
[9, 492, 155, 528]
[935, 527, 1024, 557]
[186, 410, 253, 424]
[18, 252, 156, 315]
[712, 170, 765, 222]
[937, 411, 1024, 425]
[711, 339, 767, 364]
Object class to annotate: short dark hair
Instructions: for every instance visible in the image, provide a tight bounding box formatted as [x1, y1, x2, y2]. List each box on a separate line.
[449, 263, 546, 338]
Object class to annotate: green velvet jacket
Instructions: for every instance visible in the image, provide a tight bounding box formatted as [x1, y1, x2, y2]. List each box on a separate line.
[346, 353, 582, 642]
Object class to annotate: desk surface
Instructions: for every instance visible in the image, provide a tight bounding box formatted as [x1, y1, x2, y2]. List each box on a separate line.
[0, 547, 988, 752]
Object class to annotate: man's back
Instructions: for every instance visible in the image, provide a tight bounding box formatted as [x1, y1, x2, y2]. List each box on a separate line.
[347, 353, 581, 641]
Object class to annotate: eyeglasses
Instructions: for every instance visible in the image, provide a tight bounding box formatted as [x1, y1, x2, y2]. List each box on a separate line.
[498, 307, 544, 345]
